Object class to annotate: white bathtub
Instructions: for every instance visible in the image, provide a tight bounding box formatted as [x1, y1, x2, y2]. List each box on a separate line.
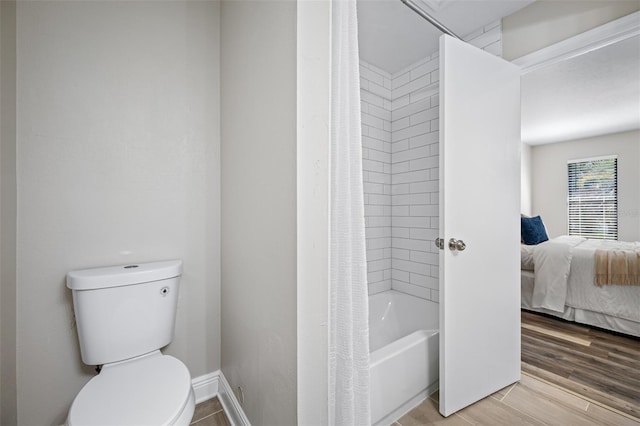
[369, 290, 439, 425]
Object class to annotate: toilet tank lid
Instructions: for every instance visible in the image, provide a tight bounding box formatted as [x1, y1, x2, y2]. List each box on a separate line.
[67, 260, 182, 290]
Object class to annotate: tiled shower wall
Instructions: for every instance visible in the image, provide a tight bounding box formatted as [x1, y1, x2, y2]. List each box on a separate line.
[388, 54, 440, 300]
[361, 63, 393, 294]
[362, 21, 502, 302]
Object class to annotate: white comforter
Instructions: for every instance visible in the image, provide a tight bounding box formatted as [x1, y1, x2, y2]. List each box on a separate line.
[532, 236, 585, 312]
[531, 236, 640, 322]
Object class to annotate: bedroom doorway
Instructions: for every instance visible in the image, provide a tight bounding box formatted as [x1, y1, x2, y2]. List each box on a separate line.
[515, 10, 640, 423]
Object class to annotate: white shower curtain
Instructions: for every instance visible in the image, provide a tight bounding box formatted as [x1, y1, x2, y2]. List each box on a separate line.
[329, 0, 371, 424]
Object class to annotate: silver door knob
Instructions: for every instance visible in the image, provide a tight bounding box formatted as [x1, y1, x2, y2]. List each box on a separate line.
[449, 238, 466, 251]
[435, 237, 444, 250]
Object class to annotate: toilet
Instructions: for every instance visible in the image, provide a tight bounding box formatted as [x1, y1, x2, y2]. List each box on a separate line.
[66, 260, 195, 426]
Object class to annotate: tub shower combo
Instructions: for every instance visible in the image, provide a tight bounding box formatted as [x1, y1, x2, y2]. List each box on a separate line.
[368, 290, 439, 424]
[361, 0, 463, 423]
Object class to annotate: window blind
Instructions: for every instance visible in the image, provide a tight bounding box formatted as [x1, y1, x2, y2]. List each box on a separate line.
[567, 157, 617, 240]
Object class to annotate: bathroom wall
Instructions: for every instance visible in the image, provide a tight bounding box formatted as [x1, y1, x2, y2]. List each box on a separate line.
[388, 54, 441, 301]
[502, 0, 640, 61]
[15, 2, 221, 424]
[362, 22, 503, 302]
[0, 1, 17, 424]
[360, 63, 393, 294]
[296, 1, 331, 422]
[220, 1, 298, 425]
[360, 56, 441, 301]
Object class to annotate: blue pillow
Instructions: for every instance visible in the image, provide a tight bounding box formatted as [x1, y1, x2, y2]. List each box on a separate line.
[521, 215, 549, 245]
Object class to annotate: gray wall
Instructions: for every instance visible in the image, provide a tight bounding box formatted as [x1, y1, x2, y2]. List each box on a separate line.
[531, 130, 640, 241]
[502, 0, 640, 60]
[14, 2, 221, 424]
[521, 142, 532, 216]
[503, 0, 640, 235]
[220, 1, 298, 424]
[1, 1, 17, 424]
[296, 1, 330, 422]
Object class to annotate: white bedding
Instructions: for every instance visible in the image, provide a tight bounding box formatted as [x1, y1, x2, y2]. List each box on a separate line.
[521, 269, 640, 337]
[567, 239, 640, 322]
[532, 236, 585, 312]
[526, 236, 640, 323]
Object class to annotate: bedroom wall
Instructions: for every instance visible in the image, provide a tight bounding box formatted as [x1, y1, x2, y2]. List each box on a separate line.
[521, 143, 533, 216]
[531, 130, 640, 241]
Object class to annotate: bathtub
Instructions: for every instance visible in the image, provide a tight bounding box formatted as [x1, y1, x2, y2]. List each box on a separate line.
[369, 290, 439, 425]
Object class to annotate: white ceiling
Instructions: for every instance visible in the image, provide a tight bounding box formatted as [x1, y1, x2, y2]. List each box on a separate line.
[358, 1, 640, 145]
[357, 0, 535, 74]
[521, 35, 640, 145]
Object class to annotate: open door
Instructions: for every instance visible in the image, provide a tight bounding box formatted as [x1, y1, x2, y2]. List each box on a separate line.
[438, 35, 521, 417]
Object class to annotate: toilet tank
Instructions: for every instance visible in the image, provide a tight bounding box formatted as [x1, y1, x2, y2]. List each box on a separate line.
[67, 260, 183, 365]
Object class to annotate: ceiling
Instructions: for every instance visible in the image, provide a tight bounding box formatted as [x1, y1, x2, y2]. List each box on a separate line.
[357, 0, 535, 74]
[521, 35, 640, 145]
[358, 1, 640, 145]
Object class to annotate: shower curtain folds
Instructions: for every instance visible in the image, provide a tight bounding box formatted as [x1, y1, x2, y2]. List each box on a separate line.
[328, 0, 371, 425]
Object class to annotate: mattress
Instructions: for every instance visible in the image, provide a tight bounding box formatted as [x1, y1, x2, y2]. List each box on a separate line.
[521, 269, 640, 337]
[524, 237, 640, 321]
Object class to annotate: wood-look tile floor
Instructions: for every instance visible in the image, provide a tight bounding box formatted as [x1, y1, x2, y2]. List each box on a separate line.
[191, 397, 230, 426]
[521, 310, 640, 419]
[395, 372, 639, 426]
[395, 311, 640, 426]
[193, 312, 640, 426]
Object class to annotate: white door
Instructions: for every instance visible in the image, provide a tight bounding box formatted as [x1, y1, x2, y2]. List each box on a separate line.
[438, 35, 521, 417]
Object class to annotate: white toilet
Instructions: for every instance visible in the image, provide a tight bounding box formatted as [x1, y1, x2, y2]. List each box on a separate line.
[66, 260, 195, 426]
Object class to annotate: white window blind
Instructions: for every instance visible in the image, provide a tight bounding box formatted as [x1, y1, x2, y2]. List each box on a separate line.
[567, 156, 617, 240]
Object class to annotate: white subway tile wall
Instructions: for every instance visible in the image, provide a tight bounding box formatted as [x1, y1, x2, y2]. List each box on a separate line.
[361, 61, 393, 295]
[388, 52, 439, 301]
[361, 22, 502, 301]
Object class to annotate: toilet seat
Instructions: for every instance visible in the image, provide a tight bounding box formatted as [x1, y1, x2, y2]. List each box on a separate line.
[67, 353, 194, 426]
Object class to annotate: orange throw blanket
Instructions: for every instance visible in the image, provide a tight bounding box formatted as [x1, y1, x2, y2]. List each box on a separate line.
[595, 249, 640, 286]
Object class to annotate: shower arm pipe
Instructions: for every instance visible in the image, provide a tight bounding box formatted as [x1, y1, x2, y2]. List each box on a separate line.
[400, 0, 462, 40]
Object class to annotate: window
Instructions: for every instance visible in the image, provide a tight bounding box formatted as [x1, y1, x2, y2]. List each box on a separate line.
[567, 156, 617, 240]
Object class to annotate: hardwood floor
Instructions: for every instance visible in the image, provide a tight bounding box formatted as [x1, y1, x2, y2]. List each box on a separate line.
[521, 310, 640, 420]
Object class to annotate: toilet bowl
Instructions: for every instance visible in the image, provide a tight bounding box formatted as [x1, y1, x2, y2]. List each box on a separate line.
[67, 352, 195, 426]
[66, 260, 194, 426]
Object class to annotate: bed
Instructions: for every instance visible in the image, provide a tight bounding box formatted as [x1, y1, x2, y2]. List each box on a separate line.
[521, 235, 640, 338]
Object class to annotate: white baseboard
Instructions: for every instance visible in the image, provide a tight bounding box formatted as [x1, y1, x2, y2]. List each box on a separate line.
[192, 371, 220, 404]
[217, 372, 251, 426]
[191, 370, 251, 426]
